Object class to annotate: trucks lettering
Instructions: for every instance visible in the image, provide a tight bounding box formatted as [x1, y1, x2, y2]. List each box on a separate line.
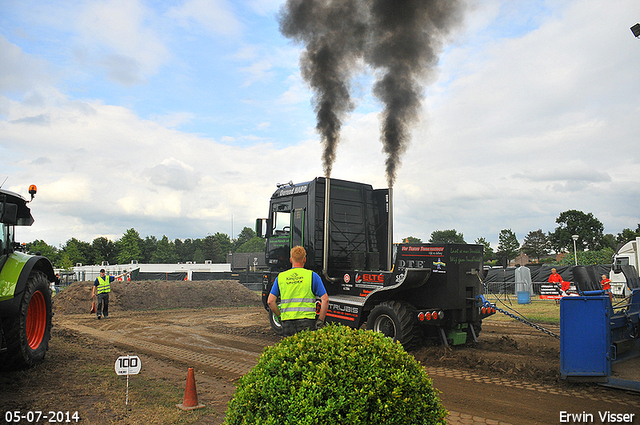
[399, 259, 426, 269]
[328, 303, 359, 315]
[355, 273, 384, 283]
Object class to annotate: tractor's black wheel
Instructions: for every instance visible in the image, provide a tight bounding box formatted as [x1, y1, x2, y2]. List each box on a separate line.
[268, 310, 283, 336]
[0, 271, 53, 369]
[366, 300, 420, 349]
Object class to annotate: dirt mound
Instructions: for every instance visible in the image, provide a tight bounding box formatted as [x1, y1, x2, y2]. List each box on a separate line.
[53, 280, 262, 314]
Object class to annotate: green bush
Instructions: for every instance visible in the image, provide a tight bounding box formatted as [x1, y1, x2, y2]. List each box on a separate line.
[224, 324, 447, 425]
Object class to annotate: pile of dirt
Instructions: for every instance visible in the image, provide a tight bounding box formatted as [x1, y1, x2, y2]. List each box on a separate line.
[53, 280, 262, 314]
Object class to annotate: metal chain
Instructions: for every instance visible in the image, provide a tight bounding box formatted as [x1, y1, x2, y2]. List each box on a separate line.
[475, 271, 560, 340]
[485, 302, 561, 340]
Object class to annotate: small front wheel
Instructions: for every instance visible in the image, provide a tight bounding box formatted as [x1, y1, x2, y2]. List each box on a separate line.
[268, 310, 283, 336]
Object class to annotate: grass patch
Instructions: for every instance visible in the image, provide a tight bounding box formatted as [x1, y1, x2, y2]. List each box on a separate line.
[74, 359, 215, 424]
[0, 328, 216, 425]
[483, 295, 560, 324]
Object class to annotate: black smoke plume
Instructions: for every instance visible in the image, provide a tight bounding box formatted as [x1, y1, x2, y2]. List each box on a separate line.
[279, 0, 368, 178]
[279, 0, 464, 186]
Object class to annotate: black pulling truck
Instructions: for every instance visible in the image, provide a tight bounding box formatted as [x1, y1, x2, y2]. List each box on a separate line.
[256, 177, 495, 347]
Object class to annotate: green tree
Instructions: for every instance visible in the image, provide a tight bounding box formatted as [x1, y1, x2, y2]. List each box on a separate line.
[26, 240, 59, 265]
[193, 247, 206, 263]
[497, 229, 519, 265]
[234, 227, 256, 252]
[92, 237, 116, 265]
[140, 235, 157, 263]
[602, 234, 617, 251]
[210, 232, 232, 262]
[402, 236, 422, 243]
[474, 237, 494, 260]
[202, 233, 231, 263]
[549, 210, 604, 252]
[617, 224, 640, 244]
[117, 228, 142, 264]
[237, 236, 266, 253]
[62, 237, 94, 266]
[560, 248, 614, 266]
[152, 235, 178, 263]
[521, 229, 550, 262]
[57, 252, 74, 270]
[175, 238, 197, 262]
[183, 238, 197, 261]
[428, 229, 465, 244]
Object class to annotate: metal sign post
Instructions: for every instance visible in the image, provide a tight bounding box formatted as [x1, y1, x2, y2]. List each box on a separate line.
[115, 355, 142, 409]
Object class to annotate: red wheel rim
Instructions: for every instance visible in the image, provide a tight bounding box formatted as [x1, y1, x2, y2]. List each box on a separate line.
[26, 291, 46, 349]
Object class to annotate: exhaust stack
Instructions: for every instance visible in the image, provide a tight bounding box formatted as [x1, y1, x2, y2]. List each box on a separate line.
[388, 187, 393, 271]
[323, 177, 337, 282]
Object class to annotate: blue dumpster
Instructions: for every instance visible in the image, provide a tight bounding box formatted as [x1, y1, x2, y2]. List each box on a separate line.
[560, 295, 610, 381]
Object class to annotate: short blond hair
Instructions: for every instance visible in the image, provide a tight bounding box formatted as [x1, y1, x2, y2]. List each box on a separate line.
[291, 246, 306, 263]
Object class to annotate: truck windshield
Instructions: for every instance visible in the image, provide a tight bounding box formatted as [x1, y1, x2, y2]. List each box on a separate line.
[615, 257, 629, 267]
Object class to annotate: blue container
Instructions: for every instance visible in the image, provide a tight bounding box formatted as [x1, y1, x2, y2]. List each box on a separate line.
[560, 295, 610, 380]
[517, 291, 530, 304]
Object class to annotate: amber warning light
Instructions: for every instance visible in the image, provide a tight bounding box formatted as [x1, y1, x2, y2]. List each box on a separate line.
[28, 184, 37, 201]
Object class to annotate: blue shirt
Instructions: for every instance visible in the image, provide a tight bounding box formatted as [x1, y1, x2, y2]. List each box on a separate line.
[94, 275, 115, 287]
[270, 268, 327, 298]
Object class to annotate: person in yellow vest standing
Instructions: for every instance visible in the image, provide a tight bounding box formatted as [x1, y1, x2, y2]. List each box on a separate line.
[268, 246, 329, 337]
[91, 269, 129, 319]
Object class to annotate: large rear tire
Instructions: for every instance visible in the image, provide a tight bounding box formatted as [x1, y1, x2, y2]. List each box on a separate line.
[366, 300, 419, 349]
[0, 271, 53, 369]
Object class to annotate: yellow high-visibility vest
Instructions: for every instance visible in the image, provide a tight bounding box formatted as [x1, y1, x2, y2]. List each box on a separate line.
[96, 276, 111, 294]
[278, 268, 316, 320]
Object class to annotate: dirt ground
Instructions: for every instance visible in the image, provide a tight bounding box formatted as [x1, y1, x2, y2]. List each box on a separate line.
[1, 280, 639, 425]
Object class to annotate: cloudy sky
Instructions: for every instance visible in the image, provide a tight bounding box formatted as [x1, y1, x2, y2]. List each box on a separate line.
[2, 0, 639, 251]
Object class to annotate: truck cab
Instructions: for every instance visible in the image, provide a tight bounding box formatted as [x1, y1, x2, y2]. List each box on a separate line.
[257, 177, 495, 347]
[610, 237, 640, 296]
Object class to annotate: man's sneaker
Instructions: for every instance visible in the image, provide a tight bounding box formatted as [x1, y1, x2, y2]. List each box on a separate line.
[97, 315, 102, 320]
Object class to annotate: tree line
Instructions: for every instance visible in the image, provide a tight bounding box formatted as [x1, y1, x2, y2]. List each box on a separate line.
[26, 209, 640, 269]
[405, 210, 640, 266]
[26, 227, 265, 269]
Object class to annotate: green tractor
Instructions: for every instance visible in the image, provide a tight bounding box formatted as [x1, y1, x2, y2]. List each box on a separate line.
[0, 185, 55, 369]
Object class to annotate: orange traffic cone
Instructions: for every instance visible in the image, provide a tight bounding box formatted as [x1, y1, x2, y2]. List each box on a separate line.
[176, 367, 205, 410]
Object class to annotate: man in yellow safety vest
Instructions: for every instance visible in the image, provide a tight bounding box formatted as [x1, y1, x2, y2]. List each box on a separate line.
[267, 246, 329, 337]
[91, 269, 129, 319]
[91, 269, 113, 320]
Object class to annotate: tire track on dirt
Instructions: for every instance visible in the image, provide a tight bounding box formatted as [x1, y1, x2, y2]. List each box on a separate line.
[423, 366, 640, 409]
[60, 323, 258, 377]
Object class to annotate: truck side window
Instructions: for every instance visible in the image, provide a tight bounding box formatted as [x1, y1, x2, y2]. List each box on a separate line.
[273, 211, 291, 235]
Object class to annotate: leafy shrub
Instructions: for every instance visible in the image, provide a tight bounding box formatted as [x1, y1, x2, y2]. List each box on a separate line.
[224, 324, 447, 425]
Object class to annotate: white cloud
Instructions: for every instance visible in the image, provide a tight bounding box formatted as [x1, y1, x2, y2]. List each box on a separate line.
[166, 0, 242, 38]
[245, 0, 283, 17]
[238, 59, 275, 86]
[0, 35, 52, 93]
[2, 0, 640, 251]
[75, 0, 170, 83]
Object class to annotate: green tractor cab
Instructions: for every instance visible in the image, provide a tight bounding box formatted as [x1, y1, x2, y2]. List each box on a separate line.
[0, 185, 55, 369]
